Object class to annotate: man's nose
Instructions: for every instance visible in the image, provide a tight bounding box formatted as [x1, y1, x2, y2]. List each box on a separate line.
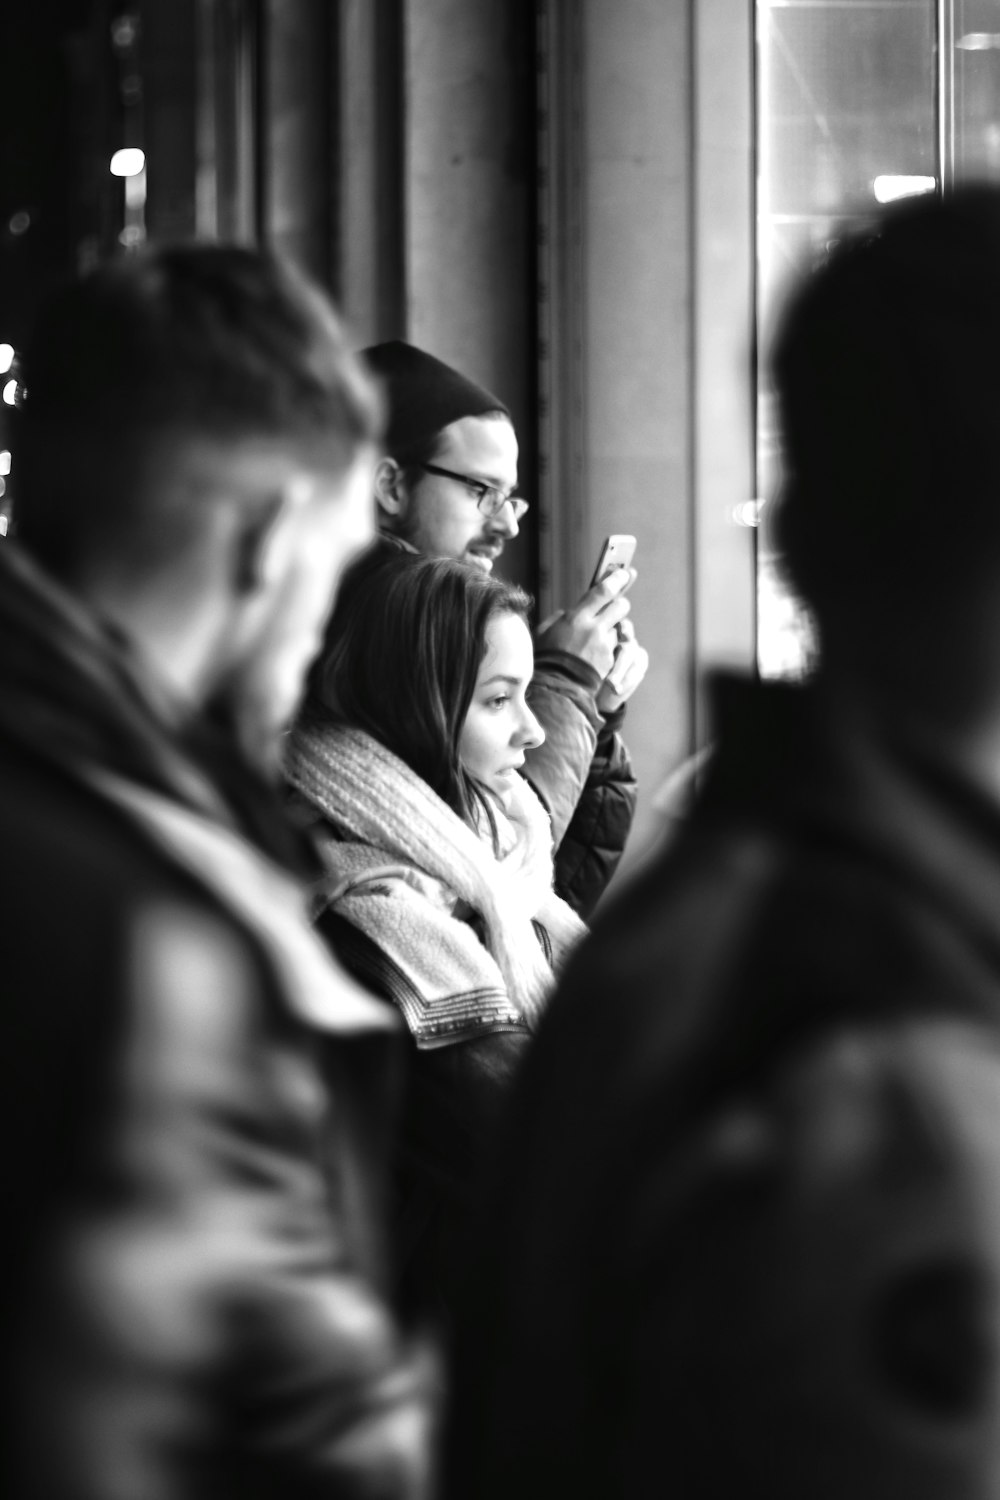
[487, 499, 521, 540]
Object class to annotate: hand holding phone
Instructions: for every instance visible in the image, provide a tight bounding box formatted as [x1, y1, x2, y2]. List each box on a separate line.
[590, 534, 637, 588]
[535, 535, 637, 677]
[591, 534, 637, 648]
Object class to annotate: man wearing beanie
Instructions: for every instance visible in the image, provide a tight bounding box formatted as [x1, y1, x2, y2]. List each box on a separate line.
[359, 340, 648, 919]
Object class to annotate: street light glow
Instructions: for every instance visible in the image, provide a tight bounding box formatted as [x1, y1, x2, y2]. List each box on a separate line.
[873, 175, 936, 204]
[110, 148, 145, 177]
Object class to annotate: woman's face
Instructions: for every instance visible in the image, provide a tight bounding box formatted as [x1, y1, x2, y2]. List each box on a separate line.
[458, 611, 545, 808]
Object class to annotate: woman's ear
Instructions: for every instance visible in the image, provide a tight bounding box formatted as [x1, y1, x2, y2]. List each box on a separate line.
[374, 456, 405, 519]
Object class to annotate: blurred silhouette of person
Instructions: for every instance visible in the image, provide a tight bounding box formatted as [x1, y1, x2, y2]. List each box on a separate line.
[285, 552, 587, 1325]
[359, 341, 647, 918]
[448, 186, 1000, 1500]
[0, 246, 432, 1499]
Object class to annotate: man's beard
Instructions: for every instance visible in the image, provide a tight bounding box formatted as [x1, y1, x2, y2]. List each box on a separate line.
[390, 507, 500, 565]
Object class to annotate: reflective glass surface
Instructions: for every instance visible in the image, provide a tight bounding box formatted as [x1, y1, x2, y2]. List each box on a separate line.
[953, 3, 1000, 181]
[756, 0, 936, 676]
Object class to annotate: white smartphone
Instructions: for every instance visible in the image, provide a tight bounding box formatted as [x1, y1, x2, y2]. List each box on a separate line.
[590, 534, 637, 588]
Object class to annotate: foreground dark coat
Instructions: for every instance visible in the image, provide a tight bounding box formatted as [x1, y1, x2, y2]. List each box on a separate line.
[0, 543, 430, 1500]
[450, 674, 1000, 1500]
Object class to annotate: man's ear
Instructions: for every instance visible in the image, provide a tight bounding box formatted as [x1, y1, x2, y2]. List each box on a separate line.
[231, 479, 308, 598]
[373, 456, 405, 520]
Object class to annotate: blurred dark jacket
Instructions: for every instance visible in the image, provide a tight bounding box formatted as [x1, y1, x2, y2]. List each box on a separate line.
[0, 541, 432, 1500]
[450, 672, 1000, 1500]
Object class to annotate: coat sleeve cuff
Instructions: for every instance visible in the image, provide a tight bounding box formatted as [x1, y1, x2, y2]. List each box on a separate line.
[596, 703, 627, 747]
[531, 648, 603, 698]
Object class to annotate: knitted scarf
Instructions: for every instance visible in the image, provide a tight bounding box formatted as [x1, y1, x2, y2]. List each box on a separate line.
[285, 722, 587, 1029]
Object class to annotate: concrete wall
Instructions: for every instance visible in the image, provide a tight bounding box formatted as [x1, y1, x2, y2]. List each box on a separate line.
[405, 0, 537, 593]
[406, 1, 534, 393]
[576, 0, 697, 870]
[557, 0, 755, 872]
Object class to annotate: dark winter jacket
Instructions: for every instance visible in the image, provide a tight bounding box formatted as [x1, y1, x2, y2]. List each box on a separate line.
[450, 672, 1000, 1500]
[525, 651, 637, 917]
[0, 541, 431, 1500]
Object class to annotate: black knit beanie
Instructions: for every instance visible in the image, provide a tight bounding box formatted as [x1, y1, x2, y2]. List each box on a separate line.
[360, 340, 510, 458]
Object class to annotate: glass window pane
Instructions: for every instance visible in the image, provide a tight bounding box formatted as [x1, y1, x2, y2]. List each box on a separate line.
[755, 0, 937, 678]
[953, 2, 1000, 182]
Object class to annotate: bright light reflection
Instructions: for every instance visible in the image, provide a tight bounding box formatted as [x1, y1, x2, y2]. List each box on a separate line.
[2, 380, 17, 406]
[110, 148, 145, 177]
[956, 33, 1000, 51]
[733, 500, 765, 529]
[873, 175, 937, 204]
[0, 344, 13, 374]
[0, 452, 9, 476]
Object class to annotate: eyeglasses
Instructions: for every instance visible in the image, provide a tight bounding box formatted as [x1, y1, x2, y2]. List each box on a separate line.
[419, 462, 529, 521]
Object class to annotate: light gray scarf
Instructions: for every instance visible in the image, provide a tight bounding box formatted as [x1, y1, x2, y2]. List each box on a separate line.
[285, 723, 586, 1030]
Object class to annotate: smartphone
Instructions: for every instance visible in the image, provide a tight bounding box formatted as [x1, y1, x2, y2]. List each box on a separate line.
[590, 534, 636, 588]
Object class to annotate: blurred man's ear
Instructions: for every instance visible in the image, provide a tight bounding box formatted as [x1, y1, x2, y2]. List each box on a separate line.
[232, 478, 309, 598]
[373, 456, 405, 520]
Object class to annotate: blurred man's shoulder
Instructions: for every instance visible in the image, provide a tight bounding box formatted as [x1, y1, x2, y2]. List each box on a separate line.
[1, 742, 194, 898]
[0, 741, 268, 1009]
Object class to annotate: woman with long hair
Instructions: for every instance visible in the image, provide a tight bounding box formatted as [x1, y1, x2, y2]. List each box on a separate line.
[285, 551, 587, 1322]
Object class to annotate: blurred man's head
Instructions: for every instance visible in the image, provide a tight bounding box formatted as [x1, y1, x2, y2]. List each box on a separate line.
[362, 340, 524, 572]
[16, 244, 381, 761]
[772, 186, 1000, 702]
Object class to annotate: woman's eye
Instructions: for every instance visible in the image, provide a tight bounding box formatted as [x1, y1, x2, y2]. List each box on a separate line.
[488, 694, 510, 709]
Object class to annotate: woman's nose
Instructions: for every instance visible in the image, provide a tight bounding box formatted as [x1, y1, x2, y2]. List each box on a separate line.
[516, 703, 545, 750]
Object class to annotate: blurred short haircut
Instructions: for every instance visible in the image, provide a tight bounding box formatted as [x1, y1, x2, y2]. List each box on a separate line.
[772, 185, 1000, 630]
[15, 243, 381, 579]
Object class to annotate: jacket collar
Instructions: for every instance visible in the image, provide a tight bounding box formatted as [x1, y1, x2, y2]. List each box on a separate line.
[0, 541, 312, 872]
[702, 671, 1000, 974]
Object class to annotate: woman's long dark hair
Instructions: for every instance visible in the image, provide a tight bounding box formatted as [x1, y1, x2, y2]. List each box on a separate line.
[302, 549, 532, 834]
